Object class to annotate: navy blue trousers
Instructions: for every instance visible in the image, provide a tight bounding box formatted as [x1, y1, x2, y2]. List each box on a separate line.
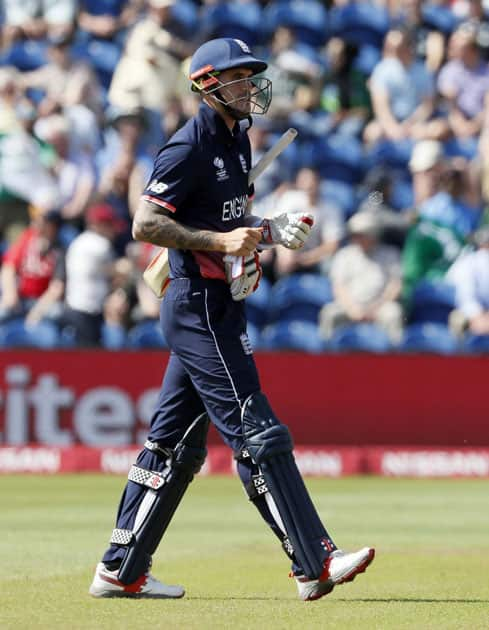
[103, 278, 293, 567]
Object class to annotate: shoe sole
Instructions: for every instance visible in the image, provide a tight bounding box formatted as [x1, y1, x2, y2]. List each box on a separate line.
[335, 548, 376, 585]
[89, 589, 185, 599]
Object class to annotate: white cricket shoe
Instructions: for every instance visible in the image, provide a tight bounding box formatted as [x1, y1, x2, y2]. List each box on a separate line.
[89, 562, 185, 599]
[294, 547, 375, 601]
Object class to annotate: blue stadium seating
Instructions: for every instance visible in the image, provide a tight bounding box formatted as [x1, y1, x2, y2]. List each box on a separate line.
[127, 320, 168, 349]
[245, 276, 272, 328]
[171, 0, 199, 38]
[0, 319, 60, 349]
[268, 273, 333, 324]
[102, 323, 127, 350]
[365, 139, 414, 171]
[461, 334, 489, 354]
[263, 0, 329, 47]
[398, 323, 458, 354]
[353, 44, 381, 76]
[443, 136, 479, 162]
[388, 174, 414, 211]
[422, 3, 460, 34]
[301, 134, 366, 184]
[328, 2, 390, 48]
[329, 323, 392, 353]
[0, 39, 48, 71]
[262, 320, 327, 353]
[320, 180, 357, 216]
[409, 280, 456, 324]
[202, 1, 264, 46]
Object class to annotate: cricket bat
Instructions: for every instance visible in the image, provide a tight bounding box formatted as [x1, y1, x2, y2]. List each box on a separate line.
[143, 128, 298, 298]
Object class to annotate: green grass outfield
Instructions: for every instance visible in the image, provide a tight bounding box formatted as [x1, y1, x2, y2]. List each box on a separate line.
[1, 475, 489, 630]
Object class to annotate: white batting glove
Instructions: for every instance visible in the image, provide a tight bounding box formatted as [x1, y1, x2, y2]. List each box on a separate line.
[262, 212, 314, 249]
[223, 252, 262, 301]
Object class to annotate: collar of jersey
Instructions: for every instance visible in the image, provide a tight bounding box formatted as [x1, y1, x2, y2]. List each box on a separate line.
[198, 102, 240, 146]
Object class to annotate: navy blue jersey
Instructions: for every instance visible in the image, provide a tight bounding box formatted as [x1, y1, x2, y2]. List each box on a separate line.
[142, 103, 255, 280]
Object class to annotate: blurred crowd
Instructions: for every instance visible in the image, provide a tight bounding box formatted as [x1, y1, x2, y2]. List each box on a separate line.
[1, 0, 489, 353]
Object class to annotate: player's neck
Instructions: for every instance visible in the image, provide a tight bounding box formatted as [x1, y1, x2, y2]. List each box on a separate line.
[203, 97, 236, 133]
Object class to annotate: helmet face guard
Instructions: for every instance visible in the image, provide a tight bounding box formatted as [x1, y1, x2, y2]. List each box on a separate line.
[192, 73, 272, 119]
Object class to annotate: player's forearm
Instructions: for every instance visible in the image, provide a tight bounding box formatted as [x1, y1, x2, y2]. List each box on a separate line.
[133, 200, 224, 251]
[133, 211, 222, 250]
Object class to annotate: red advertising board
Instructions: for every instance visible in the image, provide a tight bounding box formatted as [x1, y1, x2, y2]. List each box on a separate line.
[0, 350, 488, 448]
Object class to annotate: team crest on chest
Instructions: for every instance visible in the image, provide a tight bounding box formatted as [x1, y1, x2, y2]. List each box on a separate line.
[213, 156, 229, 181]
[239, 153, 248, 174]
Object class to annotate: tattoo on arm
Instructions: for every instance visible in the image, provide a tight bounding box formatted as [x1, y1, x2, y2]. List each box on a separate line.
[133, 200, 220, 250]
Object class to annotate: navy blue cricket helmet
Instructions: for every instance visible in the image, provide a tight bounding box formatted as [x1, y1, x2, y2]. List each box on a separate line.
[189, 38, 272, 117]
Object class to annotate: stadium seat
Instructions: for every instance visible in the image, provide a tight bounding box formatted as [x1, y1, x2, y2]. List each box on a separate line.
[388, 174, 414, 211]
[320, 180, 357, 216]
[353, 44, 381, 76]
[443, 137, 479, 162]
[461, 334, 489, 355]
[262, 320, 327, 353]
[421, 3, 459, 35]
[102, 324, 128, 350]
[399, 323, 458, 355]
[245, 276, 272, 328]
[409, 280, 456, 324]
[365, 139, 414, 171]
[268, 273, 333, 324]
[301, 134, 366, 184]
[71, 36, 123, 88]
[0, 319, 60, 349]
[288, 109, 334, 141]
[201, 1, 264, 46]
[329, 323, 392, 352]
[328, 2, 390, 48]
[0, 39, 48, 71]
[263, 0, 329, 47]
[171, 0, 199, 38]
[127, 320, 168, 349]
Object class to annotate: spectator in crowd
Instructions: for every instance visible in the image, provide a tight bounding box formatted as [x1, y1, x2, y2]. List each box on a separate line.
[319, 212, 403, 344]
[270, 167, 345, 277]
[0, 207, 65, 326]
[1, 0, 76, 49]
[77, 0, 142, 42]
[447, 225, 489, 337]
[364, 28, 449, 144]
[1, 0, 489, 354]
[409, 139, 445, 205]
[265, 26, 324, 118]
[320, 37, 371, 136]
[34, 113, 96, 223]
[108, 0, 193, 113]
[125, 241, 161, 323]
[96, 148, 137, 254]
[21, 33, 104, 120]
[451, 0, 489, 61]
[357, 167, 414, 249]
[401, 165, 480, 305]
[438, 25, 489, 142]
[62, 203, 125, 346]
[389, 0, 447, 72]
[0, 70, 59, 239]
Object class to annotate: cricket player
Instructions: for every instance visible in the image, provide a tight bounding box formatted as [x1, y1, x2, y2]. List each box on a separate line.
[89, 38, 374, 601]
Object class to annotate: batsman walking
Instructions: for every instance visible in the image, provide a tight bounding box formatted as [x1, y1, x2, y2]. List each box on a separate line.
[89, 37, 374, 601]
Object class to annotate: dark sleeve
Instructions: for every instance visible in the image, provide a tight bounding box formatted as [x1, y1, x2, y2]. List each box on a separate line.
[141, 142, 197, 215]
